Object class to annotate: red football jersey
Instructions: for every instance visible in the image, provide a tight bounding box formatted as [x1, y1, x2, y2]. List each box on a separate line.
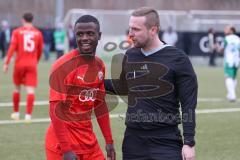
[46, 49, 106, 154]
[5, 25, 43, 67]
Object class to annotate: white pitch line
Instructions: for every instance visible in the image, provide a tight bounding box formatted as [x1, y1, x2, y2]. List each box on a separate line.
[0, 101, 49, 107]
[0, 98, 239, 107]
[196, 108, 240, 113]
[0, 118, 50, 124]
[197, 98, 240, 102]
[0, 108, 240, 125]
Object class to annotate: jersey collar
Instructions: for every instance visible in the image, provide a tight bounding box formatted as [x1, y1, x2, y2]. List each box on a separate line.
[141, 44, 169, 56]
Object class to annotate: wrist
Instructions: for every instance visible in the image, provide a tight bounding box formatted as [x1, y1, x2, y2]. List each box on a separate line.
[106, 139, 114, 145]
[61, 144, 72, 153]
[184, 139, 195, 147]
[104, 134, 113, 144]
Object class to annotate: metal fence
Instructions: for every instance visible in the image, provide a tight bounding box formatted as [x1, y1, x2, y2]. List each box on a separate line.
[64, 9, 240, 32]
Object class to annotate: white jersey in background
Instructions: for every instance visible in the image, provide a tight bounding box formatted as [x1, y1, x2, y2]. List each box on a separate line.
[224, 34, 240, 67]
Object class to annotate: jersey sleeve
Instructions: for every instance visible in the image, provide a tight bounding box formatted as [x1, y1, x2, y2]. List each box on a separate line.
[224, 37, 227, 48]
[238, 38, 240, 50]
[94, 100, 114, 144]
[49, 51, 78, 102]
[175, 53, 198, 144]
[4, 29, 18, 65]
[49, 101, 72, 153]
[94, 64, 113, 144]
[49, 64, 64, 102]
[49, 66, 68, 102]
[37, 31, 43, 62]
[49, 88, 67, 102]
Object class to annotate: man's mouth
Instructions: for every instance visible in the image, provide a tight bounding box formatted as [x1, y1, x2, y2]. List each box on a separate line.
[81, 43, 91, 50]
[132, 39, 137, 44]
[131, 38, 136, 42]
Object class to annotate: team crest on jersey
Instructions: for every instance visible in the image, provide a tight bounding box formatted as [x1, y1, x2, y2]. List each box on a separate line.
[98, 71, 104, 81]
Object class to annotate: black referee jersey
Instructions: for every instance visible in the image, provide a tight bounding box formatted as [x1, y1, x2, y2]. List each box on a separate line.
[105, 45, 198, 146]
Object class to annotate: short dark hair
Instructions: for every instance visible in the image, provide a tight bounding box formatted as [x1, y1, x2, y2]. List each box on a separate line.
[230, 26, 236, 34]
[74, 15, 100, 32]
[132, 7, 160, 32]
[23, 12, 34, 23]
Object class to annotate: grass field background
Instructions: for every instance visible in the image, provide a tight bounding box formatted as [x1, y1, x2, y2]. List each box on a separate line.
[0, 59, 240, 160]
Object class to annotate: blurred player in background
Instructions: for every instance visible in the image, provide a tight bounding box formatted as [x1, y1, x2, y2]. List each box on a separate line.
[42, 23, 53, 61]
[105, 7, 197, 160]
[54, 22, 66, 59]
[219, 25, 240, 102]
[3, 12, 43, 121]
[0, 20, 11, 59]
[162, 26, 178, 46]
[207, 28, 217, 67]
[45, 15, 115, 160]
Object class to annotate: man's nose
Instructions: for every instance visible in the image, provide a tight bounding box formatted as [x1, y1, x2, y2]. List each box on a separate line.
[128, 30, 133, 36]
[82, 34, 89, 40]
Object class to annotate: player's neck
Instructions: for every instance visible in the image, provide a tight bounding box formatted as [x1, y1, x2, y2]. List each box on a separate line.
[142, 36, 164, 52]
[23, 23, 33, 27]
[77, 49, 96, 60]
[82, 55, 96, 62]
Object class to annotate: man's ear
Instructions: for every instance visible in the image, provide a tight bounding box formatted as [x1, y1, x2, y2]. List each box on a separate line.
[98, 32, 102, 40]
[151, 26, 158, 35]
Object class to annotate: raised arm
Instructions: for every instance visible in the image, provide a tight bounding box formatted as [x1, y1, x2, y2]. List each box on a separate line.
[104, 54, 128, 95]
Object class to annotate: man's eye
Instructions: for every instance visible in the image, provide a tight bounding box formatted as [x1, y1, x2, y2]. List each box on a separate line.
[88, 32, 95, 36]
[75, 32, 83, 36]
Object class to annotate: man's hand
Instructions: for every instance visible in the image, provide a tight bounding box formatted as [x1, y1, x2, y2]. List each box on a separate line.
[182, 145, 195, 160]
[215, 43, 224, 53]
[3, 64, 8, 73]
[63, 151, 77, 160]
[106, 143, 116, 160]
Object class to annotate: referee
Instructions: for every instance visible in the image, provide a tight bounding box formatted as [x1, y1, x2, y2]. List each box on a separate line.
[105, 7, 197, 160]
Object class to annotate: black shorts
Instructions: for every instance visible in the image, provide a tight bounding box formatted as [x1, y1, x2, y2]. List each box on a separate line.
[122, 127, 183, 160]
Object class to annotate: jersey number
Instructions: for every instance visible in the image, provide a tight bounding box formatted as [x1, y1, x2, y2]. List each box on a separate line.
[24, 33, 35, 52]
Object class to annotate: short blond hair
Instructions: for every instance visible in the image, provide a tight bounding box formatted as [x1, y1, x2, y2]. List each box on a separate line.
[132, 7, 160, 32]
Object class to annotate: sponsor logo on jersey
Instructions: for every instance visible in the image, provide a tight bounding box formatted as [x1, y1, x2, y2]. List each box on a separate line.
[78, 88, 99, 102]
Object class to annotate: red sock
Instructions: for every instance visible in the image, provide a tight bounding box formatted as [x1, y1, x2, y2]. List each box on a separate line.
[26, 94, 35, 115]
[13, 92, 20, 112]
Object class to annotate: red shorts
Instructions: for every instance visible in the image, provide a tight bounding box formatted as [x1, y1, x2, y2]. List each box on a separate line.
[45, 146, 105, 160]
[13, 66, 37, 87]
